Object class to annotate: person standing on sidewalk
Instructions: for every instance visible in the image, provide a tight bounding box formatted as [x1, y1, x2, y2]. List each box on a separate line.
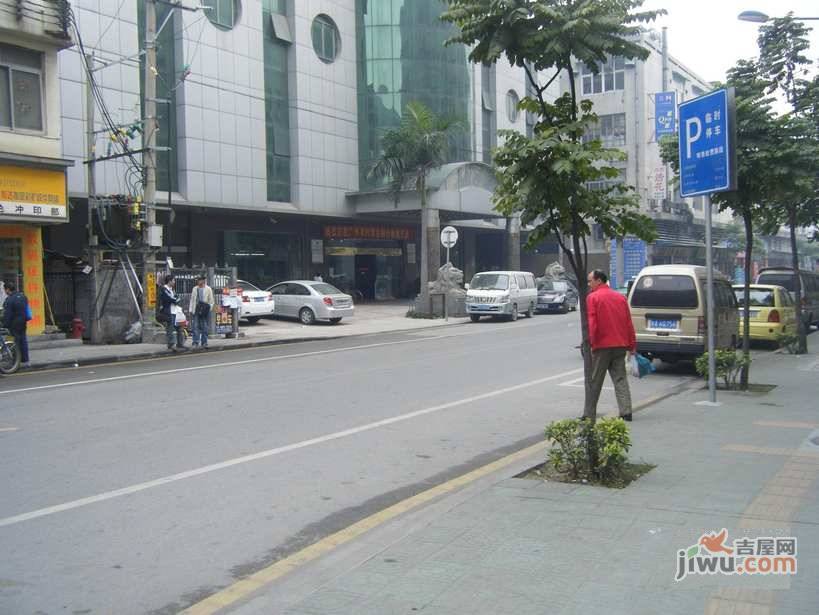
[584, 270, 636, 421]
[159, 274, 186, 351]
[188, 275, 214, 349]
[2, 282, 30, 368]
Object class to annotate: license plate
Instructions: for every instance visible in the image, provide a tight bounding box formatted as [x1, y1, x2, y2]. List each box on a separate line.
[472, 304, 491, 311]
[648, 318, 678, 330]
[254, 297, 266, 302]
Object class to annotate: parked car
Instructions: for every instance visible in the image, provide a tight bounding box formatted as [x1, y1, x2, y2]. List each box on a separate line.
[266, 281, 354, 325]
[236, 280, 275, 324]
[755, 267, 819, 328]
[629, 265, 738, 363]
[535, 279, 578, 313]
[465, 271, 537, 322]
[733, 284, 796, 343]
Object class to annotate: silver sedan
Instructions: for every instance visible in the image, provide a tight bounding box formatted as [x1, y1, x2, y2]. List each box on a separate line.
[265, 281, 355, 325]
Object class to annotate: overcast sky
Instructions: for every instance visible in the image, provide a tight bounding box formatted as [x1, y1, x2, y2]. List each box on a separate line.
[640, 0, 819, 83]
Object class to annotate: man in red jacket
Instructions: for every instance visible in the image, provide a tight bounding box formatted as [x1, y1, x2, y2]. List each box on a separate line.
[584, 270, 637, 421]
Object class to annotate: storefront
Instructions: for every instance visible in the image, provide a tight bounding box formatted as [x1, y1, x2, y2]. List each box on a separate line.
[0, 161, 70, 335]
[321, 224, 417, 300]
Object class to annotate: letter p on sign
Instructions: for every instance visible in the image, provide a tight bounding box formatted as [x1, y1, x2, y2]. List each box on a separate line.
[685, 117, 701, 159]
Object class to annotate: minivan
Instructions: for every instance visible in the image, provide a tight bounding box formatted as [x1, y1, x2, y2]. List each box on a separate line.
[465, 271, 537, 322]
[755, 267, 819, 328]
[629, 265, 738, 363]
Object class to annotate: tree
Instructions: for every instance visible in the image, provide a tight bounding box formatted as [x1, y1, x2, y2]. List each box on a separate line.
[660, 59, 782, 388]
[757, 15, 819, 353]
[369, 101, 462, 312]
[442, 0, 660, 429]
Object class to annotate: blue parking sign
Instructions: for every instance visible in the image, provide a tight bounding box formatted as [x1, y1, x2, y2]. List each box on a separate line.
[678, 88, 736, 197]
[655, 91, 676, 137]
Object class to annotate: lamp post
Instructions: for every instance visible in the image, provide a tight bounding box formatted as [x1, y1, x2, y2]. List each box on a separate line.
[738, 10, 819, 22]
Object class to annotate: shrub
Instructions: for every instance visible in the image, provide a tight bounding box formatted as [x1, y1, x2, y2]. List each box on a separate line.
[695, 350, 750, 390]
[544, 417, 632, 484]
[775, 331, 799, 354]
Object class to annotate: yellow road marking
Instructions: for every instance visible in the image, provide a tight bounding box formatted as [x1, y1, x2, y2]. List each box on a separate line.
[754, 420, 819, 429]
[180, 440, 548, 614]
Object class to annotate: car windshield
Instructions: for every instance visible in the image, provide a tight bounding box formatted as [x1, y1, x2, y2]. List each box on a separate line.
[757, 273, 795, 292]
[734, 289, 775, 307]
[311, 283, 344, 295]
[470, 274, 509, 290]
[238, 281, 261, 292]
[631, 275, 698, 309]
[538, 281, 568, 292]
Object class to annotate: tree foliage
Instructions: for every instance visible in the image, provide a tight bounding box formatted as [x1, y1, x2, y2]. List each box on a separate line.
[442, 0, 661, 423]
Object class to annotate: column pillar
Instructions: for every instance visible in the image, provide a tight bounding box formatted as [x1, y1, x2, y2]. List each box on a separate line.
[425, 208, 440, 286]
[505, 216, 521, 271]
[615, 238, 625, 288]
[464, 229, 476, 281]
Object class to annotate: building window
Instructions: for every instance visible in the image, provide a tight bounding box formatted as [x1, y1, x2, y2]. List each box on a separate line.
[581, 56, 625, 95]
[583, 113, 626, 147]
[481, 63, 496, 164]
[263, 1, 291, 202]
[0, 44, 43, 131]
[506, 89, 520, 123]
[312, 15, 340, 64]
[587, 168, 626, 192]
[203, 0, 239, 30]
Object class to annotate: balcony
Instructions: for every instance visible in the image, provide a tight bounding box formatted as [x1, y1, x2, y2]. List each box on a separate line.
[0, 0, 72, 49]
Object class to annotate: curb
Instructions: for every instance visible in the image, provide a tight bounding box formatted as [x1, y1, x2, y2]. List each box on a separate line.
[23, 320, 467, 373]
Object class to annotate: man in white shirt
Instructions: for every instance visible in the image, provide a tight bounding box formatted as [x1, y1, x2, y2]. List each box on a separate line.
[188, 275, 215, 349]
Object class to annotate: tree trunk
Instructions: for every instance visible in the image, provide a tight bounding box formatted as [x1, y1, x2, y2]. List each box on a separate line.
[740, 211, 753, 389]
[419, 176, 429, 314]
[789, 209, 808, 354]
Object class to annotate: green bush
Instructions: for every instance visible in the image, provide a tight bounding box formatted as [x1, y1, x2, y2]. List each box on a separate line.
[695, 350, 750, 390]
[775, 331, 799, 354]
[544, 417, 632, 484]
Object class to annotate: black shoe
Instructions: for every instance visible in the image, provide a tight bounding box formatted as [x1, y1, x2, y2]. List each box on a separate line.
[622, 413, 632, 422]
[167, 345, 174, 350]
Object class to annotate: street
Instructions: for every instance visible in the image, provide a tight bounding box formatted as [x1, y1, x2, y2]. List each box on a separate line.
[0, 313, 693, 614]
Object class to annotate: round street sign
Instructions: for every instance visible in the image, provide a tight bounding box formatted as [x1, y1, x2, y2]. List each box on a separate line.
[440, 226, 458, 248]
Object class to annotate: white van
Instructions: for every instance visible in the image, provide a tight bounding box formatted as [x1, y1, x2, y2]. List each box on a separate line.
[465, 271, 537, 322]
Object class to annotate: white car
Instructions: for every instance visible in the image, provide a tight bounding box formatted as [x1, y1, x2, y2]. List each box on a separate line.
[465, 271, 537, 322]
[266, 281, 354, 325]
[236, 280, 275, 323]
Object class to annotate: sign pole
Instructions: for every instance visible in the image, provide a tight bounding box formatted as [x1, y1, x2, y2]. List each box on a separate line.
[445, 245, 450, 322]
[705, 193, 717, 403]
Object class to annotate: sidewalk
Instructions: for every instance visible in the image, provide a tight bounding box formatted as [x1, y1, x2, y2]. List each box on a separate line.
[229, 351, 819, 615]
[24, 302, 468, 371]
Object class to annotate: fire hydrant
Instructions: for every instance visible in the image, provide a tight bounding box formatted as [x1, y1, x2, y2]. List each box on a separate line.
[70, 316, 85, 339]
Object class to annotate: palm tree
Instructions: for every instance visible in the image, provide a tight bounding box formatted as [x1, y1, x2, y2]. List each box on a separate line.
[369, 101, 462, 312]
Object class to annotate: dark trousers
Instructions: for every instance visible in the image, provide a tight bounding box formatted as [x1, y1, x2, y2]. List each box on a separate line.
[584, 347, 632, 418]
[165, 319, 184, 348]
[12, 328, 29, 363]
[191, 313, 209, 346]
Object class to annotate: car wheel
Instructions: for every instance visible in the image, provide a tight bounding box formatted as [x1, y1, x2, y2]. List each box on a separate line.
[526, 303, 534, 318]
[561, 304, 569, 314]
[329, 317, 342, 324]
[245, 316, 261, 324]
[470, 315, 481, 323]
[299, 308, 316, 325]
[509, 304, 518, 321]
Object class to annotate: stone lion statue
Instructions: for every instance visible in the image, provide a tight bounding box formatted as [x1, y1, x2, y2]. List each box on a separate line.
[429, 262, 465, 294]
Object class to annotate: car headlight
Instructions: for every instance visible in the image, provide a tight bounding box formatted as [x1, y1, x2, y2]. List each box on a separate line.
[555, 294, 565, 302]
[499, 294, 510, 303]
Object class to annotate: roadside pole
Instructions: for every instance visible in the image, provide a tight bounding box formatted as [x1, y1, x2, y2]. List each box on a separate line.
[440, 226, 458, 322]
[85, 52, 102, 344]
[142, 0, 159, 337]
[704, 194, 717, 403]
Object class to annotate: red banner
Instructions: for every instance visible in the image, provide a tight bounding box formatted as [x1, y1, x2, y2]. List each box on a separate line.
[323, 225, 414, 241]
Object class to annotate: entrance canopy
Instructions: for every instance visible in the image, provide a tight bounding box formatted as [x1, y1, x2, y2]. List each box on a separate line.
[347, 162, 501, 221]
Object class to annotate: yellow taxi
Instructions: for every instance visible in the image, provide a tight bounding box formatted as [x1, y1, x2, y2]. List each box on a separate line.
[732, 284, 796, 342]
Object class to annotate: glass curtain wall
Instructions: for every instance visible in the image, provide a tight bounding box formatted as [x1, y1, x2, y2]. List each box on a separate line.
[262, 0, 291, 202]
[356, 0, 472, 189]
[138, 1, 178, 193]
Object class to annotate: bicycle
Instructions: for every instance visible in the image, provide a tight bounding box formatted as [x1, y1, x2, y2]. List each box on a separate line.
[0, 327, 21, 375]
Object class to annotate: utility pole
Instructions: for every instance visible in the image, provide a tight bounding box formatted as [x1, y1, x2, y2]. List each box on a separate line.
[142, 0, 160, 337]
[85, 52, 102, 344]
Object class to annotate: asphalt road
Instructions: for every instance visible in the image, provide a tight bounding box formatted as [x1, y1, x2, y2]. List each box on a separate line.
[0, 313, 696, 614]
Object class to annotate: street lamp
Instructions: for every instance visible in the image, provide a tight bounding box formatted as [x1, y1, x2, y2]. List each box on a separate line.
[738, 10, 819, 22]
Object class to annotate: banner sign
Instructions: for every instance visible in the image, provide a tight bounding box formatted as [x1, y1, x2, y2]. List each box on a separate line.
[655, 91, 676, 137]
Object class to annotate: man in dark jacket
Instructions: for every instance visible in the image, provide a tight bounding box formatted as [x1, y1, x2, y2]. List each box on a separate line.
[3, 282, 30, 366]
[584, 270, 637, 421]
[159, 274, 186, 351]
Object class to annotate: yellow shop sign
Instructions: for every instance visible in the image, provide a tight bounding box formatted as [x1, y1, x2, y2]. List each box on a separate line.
[0, 165, 68, 223]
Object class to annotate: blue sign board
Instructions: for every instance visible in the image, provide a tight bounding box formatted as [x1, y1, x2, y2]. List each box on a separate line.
[678, 88, 736, 197]
[654, 91, 676, 137]
[609, 238, 647, 289]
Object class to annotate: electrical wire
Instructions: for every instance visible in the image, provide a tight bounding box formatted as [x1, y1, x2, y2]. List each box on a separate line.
[93, 0, 128, 52]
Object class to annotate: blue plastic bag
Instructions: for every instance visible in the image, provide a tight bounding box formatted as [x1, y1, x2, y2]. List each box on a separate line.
[25, 303, 32, 321]
[630, 353, 655, 378]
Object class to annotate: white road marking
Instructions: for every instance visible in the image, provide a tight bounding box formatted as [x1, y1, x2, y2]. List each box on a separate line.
[0, 367, 582, 529]
[559, 376, 613, 391]
[0, 336, 456, 396]
[0, 427, 18, 432]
